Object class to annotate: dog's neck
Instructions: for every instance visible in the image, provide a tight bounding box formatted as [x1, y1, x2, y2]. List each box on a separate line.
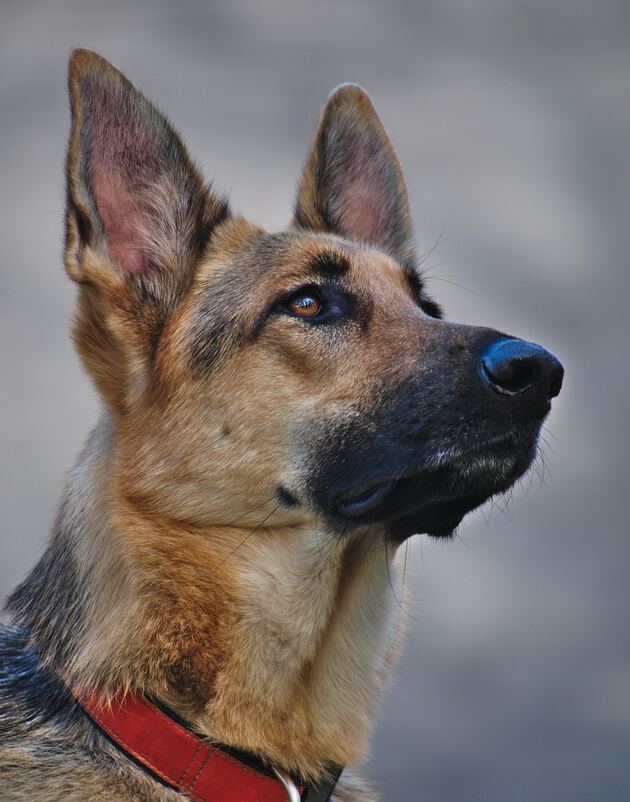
[8, 414, 401, 778]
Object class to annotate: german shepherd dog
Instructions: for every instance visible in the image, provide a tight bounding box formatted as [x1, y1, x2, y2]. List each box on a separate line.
[0, 50, 563, 801]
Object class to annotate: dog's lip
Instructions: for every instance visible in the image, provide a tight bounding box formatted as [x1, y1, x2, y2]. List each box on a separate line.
[333, 472, 478, 533]
[329, 431, 532, 528]
[335, 478, 395, 517]
[333, 458, 493, 522]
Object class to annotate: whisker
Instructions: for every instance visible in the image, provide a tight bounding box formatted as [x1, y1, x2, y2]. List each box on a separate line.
[221, 494, 280, 528]
[542, 424, 559, 444]
[531, 454, 546, 488]
[401, 540, 409, 597]
[424, 274, 476, 295]
[453, 529, 471, 551]
[497, 489, 514, 524]
[417, 223, 451, 267]
[523, 461, 536, 498]
[420, 536, 426, 579]
[384, 538, 419, 624]
[220, 503, 282, 564]
[396, 540, 411, 636]
[314, 514, 324, 559]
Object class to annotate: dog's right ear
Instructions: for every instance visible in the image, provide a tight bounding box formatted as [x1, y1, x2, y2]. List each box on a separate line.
[64, 50, 228, 411]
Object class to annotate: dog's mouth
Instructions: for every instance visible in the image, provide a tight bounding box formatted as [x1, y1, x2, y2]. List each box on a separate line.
[336, 479, 395, 517]
[331, 431, 537, 540]
[334, 474, 487, 538]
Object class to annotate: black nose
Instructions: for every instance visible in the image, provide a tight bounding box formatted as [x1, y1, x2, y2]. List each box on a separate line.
[481, 339, 564, 401]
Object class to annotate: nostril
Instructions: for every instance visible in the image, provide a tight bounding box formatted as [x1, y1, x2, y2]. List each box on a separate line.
[548, 363, 564, 399]
[481, 356, 537, 396]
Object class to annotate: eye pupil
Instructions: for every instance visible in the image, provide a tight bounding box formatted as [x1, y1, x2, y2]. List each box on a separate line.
[288, 293, 321, 318]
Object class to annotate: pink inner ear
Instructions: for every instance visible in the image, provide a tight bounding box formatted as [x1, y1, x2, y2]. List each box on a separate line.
[85, 78, 162, 277]
[339, 174, 387, 246]
[333, 124, 392, 247]
[92, 165, 150, 275]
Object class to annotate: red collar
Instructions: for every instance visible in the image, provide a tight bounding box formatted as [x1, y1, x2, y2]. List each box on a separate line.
[72, 688, 340, 802]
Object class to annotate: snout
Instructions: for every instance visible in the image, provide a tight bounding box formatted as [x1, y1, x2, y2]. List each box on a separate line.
[480, 338, 563, 413]
[297, 325, 564, 541]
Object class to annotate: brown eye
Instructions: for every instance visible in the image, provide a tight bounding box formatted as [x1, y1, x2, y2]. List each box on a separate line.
[286, 291, 322, 319]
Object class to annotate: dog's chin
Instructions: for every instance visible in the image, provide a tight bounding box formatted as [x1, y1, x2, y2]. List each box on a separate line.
[332, 476, 497, 541]
[326, 437, 538, 541]
[384, 493, 490, 541]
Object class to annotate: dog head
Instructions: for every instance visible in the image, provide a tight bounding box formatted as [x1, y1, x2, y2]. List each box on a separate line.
[65, 50, 563, 544]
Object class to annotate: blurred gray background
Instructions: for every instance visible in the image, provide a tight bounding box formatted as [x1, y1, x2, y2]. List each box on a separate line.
[1, 1, 628, 800]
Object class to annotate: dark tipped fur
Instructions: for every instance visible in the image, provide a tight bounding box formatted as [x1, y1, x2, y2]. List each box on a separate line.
[0, 628, 79, 739]
[6, 503, 87, 673]
[307, 251, 351, 278]
[1, 49, 561, 802]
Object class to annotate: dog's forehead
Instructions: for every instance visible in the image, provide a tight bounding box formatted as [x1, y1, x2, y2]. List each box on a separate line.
[194, 221, 410, 301]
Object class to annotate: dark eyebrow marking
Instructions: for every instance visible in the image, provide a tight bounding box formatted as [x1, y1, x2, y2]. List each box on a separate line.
[403, 261, 444, 319]
[403, 262, 424, 297]
[308, 251, 350, 279]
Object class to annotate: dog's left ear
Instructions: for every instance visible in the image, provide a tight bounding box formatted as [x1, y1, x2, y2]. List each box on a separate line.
[293, 84, 415, 265]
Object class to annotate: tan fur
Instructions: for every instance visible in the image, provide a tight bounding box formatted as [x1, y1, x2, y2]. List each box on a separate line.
[58, 84, 419, 780]
[3, 49, 558, 802]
